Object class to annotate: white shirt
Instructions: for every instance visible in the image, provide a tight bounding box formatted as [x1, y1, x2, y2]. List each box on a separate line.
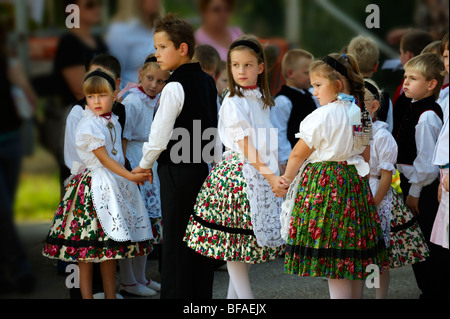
[219, 88, 279, 174]
[397, 110, 443, 197]
[369, 121, 398, 178]
[433, 96, 449, 166]
[106, 19, 155, 91]
[140, 82, 185, 169]
[438, 85, 449, 115]
[122, 88, 159, 143]
[297, 100, 369, 176]
[64, 104, 85, 171]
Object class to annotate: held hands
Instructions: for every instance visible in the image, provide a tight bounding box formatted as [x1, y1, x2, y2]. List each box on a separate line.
[406, 195, 420, 217]
[268, 174, 290, 198]
[131, 166, 153, 185]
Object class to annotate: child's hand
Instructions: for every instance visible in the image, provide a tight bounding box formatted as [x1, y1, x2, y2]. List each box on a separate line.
[132, 166, 153, 184]
[444, 174, 449, 192]
[268, 175, 289, 198]
[406, 195, 420, 217]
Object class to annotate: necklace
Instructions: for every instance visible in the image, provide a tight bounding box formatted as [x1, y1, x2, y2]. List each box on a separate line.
[106, 121, 118, 156]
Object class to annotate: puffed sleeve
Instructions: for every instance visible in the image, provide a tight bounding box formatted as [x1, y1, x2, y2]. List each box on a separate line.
[219, 97, 253, 143]
[374, 132, 398, 175]
[296, 109, 325, 150]
[75, 119, 106, 153]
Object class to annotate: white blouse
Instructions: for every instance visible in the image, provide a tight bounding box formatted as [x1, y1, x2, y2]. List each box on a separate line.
[64, 104, 84, 172]
[122, 88, 159, 143]
[219, 88, 279, 175]
[296, 100, 369, 176]
[369, 120, 398, 178]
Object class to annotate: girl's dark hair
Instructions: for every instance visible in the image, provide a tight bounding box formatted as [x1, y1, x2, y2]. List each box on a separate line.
[441, 32, 449, 55]
[227, 35, 274, 108]
[310, 53, 366, 106]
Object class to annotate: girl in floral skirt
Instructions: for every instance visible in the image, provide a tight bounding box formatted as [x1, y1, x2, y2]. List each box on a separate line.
[184, 35, 286, 299]
[42, 69, 154, 299]
[364, 79, 429, 299]
[278, 54, 390, 299]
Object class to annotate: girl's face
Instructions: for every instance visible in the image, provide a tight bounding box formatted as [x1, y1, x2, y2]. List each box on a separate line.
[139, 66, 168, 97]
[364, 89, 380, 119]
[86, 92, 116, 116]
[230, 49, 264, 88]
[443, 49, 449, 74]
[310, 73, 341, 106]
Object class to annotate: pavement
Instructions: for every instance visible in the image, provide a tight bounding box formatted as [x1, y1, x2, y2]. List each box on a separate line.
[0, 221, 422, 300]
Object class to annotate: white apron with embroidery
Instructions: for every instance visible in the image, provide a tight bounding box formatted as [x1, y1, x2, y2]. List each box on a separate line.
[74, 108, 153, 243]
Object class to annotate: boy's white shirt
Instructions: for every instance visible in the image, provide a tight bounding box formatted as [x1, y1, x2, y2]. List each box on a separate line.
[64, 104, 84, 171]
[140, 82, 185, 170]
[397, 109, 443, 198]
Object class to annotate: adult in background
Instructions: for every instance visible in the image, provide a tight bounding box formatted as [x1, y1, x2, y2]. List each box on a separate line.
[45, 0, 108, 194]
[195, 0, 243, 61]
[0, 21, 38, 295]
[106, 0, 163, 92]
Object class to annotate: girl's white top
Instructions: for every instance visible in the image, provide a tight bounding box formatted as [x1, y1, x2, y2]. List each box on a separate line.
[219, 88, 279, 175]
[368, 120, 398, 247]
[218, 88, 284, 248]
[122, 88, 159, 143]
[74, 108, 153, 243]
[296, 99, 370, 177]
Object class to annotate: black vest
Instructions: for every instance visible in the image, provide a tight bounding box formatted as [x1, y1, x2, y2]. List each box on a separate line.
[158, 63, 218, 166]
[392, 92, 412, 139]
[396, 95, 443, 165]
[275, 85, 317, 148]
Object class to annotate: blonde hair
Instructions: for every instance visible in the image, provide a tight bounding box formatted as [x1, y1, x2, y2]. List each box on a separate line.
[227, 35, 274, 108]
[404, 52, 445, 99]
[83, 68, 117, 96]
[281, 49, 314, 79]
[310, 53, 366, 105]
[421, 40, 442, 55]
[347, 35, 379, 75]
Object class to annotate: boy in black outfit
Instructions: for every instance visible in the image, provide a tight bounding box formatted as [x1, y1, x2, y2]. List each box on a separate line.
[134, 14, 217, 299]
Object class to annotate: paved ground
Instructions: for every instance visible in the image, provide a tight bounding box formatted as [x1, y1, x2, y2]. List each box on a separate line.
[0, 221, 422, 300]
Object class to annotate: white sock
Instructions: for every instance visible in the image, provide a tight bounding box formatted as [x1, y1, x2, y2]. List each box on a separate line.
[132, 255, 149, 285]
[376, 270, 390, 299]
[226, 261, 254, 299]
[119, 258, 137, 286]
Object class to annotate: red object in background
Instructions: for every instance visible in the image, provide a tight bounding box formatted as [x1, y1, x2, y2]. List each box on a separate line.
[28, 37, 59, 61]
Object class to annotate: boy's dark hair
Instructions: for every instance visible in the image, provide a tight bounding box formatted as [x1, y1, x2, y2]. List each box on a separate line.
[88, 54, 122, 79]
[400, 30, 434, 57]
[192, 44, 221, 77]
[155, 13, 196, 59]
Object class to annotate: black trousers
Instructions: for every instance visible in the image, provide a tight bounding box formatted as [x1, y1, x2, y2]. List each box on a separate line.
[400, 175, 450, 299]
[158, 163, 215, 299]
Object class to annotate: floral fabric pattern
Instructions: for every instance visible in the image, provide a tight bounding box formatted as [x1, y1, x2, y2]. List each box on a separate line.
[184, 153, 284, 264]
[42, 171, 152, 263]
[284, 162, 390, 280]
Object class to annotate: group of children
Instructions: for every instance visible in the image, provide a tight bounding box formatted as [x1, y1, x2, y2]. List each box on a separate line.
[41, 11, 449, 300]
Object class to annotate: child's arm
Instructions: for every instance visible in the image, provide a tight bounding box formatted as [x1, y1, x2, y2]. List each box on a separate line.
[237, 137, 288, 197]
[373, 170, 392, 207]
[283, 139, 315, 183]
[122, 138, 128, 159]
[93, 147, 150, 184]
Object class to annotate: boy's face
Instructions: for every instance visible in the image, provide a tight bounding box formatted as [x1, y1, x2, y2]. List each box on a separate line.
[288, 58, 312, 90]
[154, 31, 187, 71]
[400, 48, 413, 67]
[403, 69, 436, 100]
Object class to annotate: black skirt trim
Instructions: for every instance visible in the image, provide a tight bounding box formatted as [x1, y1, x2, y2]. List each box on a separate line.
[192, 214, 255, 237]
[285, 239, 386, 260]
[44, 235, 143, 249]
[390, 218, 418, 234]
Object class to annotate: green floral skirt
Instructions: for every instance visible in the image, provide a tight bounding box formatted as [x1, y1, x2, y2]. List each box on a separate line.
[184, 153, 284, 264]
[42, 170, 152, 263]
[284, 162, 390, 280]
